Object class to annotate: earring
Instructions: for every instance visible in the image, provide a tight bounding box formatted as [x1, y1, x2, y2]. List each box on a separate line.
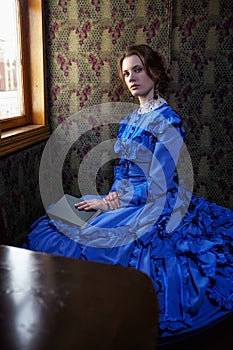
[154, 81, 160, 100]
[154, 89, 159, 100]
[130, 95, 134, 104]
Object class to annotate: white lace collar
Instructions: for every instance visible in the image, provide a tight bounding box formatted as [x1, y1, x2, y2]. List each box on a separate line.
[138, 96, 167, 115]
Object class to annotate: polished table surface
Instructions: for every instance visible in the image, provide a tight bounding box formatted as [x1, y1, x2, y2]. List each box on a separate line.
[0, 245, 158, 350]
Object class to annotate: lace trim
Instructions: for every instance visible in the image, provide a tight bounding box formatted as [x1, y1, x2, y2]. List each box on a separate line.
[138, 96, 167, 115]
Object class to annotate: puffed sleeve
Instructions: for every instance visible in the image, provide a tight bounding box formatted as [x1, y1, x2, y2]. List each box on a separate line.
[147, 113, 185, 201]
[109, 118, 129, 193]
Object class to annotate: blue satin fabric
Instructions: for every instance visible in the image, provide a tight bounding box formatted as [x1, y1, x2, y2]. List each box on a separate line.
[23, 101, 233, 339]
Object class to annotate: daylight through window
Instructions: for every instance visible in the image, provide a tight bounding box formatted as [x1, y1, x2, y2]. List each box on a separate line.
[0, 0, 22, 119]
[0, 0, 49, 157]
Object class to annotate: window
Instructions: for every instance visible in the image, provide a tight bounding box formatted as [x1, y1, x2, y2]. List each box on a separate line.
[0, 0, 50, 156]
[0, 0, 22, 119]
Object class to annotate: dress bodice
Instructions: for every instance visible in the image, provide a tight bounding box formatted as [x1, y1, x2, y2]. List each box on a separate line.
[112, 99, 186, 205]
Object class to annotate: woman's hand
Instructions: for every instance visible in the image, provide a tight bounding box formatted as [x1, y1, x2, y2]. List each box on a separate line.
[75, 198, 108, 212]
[103, 191, 122, 210]
[75, 192, 122, 212]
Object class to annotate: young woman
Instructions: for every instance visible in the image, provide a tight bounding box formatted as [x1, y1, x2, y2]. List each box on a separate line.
[24, 44, 233, 341]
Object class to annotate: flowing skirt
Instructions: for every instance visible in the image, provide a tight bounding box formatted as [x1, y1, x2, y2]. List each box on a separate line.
[23, 194, 233, 339]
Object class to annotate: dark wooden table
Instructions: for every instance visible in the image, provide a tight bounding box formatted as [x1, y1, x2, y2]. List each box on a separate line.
[0, 245, 158, 350]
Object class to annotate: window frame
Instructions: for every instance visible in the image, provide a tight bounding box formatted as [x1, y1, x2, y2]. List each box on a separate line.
[0, 0, 50, 156]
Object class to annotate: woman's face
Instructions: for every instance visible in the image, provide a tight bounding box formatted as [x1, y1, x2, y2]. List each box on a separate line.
[121, 54, 155, 103]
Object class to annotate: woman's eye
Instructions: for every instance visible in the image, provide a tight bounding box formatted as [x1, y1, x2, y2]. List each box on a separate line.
[123, 72, 129, 77]
[135, 67, 142, 73]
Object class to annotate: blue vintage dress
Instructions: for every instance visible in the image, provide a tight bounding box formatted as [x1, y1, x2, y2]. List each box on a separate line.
[24, 98, 233, 341]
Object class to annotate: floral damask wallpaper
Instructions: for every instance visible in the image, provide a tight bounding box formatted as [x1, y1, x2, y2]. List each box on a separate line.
[169, 0, 233, 207]
[46, 0, 172, 127]
[0, 0, 232, 244]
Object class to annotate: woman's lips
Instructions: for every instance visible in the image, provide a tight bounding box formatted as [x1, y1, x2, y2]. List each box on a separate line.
[130, 84, 139, 90]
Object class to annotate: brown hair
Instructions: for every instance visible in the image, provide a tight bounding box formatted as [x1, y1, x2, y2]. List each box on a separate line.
[118, 44, 171, 97]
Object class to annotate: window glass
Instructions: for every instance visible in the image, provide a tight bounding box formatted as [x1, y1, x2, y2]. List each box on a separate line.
[0, 0, 22, 119]
[0, 0, 49, 156]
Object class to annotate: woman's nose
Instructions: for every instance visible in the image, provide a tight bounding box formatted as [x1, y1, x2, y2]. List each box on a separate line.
[129, 72, 135, 81]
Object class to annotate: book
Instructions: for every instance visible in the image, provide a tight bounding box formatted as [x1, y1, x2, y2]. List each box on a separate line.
[47, 194, 101, 228]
